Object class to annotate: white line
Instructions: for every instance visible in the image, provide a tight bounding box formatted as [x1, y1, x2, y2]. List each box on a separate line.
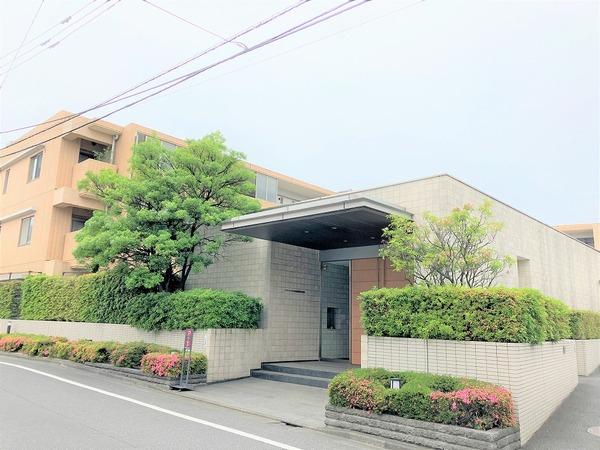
[0, 361, 302, 450]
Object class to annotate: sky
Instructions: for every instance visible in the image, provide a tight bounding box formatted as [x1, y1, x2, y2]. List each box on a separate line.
[0, 0, 598, 225]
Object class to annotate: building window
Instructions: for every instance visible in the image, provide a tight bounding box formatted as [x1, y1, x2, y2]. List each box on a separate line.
[135, 132, 177, 150]
[577, 236, 595, 247]
[2, 168, 9, 194]
[327, 307, 337, 329]
[28, 152, 43, 181]
[18, 216, 34, 246]
[71, 215, 88, 232]
[78, 139, 110, 163]
[255, 173, 278, 203]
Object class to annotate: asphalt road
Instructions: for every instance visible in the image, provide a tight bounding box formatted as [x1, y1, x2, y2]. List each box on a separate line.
[0, 355, 370, 450]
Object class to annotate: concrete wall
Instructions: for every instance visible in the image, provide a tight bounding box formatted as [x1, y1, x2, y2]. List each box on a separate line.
[361, 336, 578, 444]
[575, 339, 600, 376]
[205, 329, 264, 383]
[360, 175, 600, 311]
[320, 262, 349, 359]
[0, 318, 209, 354]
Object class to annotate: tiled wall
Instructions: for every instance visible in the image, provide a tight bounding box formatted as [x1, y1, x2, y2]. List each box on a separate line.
[187, 239, 321, 362]
[205, 329, 264, 382]
[320, 263, 349, 359]
[0, 319, 208, 353]
[575, 339, 600, 376]
[361, 175, 600, 311]
[362, 336, 578, 444]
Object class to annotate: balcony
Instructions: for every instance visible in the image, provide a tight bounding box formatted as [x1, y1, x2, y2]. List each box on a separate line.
[72, 158, 116, 190]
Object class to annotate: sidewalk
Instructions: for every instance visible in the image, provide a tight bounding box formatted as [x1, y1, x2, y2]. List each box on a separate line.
[181, 377, 329, 430]
[524, 369, 600, 450]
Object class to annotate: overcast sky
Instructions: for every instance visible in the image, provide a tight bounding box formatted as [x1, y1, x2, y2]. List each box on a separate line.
[1, 0, 598, 225]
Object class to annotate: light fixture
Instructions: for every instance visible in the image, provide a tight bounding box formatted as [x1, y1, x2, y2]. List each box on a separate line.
[370, 236, 376, 240]
[304, 230, 310, 234]
[390, 378, 401, 390]
[343, 239, 348, 243]
[331, 226, 338, 230]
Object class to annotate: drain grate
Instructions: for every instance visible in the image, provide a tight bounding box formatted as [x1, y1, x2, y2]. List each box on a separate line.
[588, 426, 600, 437]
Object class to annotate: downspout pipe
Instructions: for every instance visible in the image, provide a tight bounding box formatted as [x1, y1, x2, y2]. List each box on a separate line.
[110, 134, 119, 164]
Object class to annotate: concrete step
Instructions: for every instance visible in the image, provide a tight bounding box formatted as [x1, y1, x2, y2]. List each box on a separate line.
[260, 363, 340, 379]
[250, 369, 330, 389]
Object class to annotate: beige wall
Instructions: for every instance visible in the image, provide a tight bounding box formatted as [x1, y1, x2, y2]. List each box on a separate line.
[362, 336, 578, 444]
[575, 339, 600, 376]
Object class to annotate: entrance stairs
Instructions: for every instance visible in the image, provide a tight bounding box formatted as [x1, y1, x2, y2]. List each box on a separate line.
[250, 360, 356, 389]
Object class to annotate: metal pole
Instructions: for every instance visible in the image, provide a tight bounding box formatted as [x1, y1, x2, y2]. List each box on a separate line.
[7, 320, 11, 334]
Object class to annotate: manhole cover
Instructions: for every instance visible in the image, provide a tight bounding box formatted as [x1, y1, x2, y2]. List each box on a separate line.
[588, 426, 600, 437]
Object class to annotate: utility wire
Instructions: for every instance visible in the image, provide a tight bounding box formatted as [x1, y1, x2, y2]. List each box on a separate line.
[140, 0, 247, 49]
[0, 0, 120, 75]
[0, 0, 311, 137]
[0, 0, 45, 91]
[0, 0, 369, 160]
[0, 0, 98, 62]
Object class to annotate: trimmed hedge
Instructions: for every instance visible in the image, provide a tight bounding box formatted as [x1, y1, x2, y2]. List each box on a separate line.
[360, 286, 571, 344]
[0, 333, 206, 376]
[18, 271, 262, 331]
[329, 368, 516, 430]
[0, 280, 21, 319]
[570, 310, 600, 339]
[124, 289, 263, 331]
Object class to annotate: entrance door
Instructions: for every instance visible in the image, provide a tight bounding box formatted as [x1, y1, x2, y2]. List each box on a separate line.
[320, 260, 350, 359]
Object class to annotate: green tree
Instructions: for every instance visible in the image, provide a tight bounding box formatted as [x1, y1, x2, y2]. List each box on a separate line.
[74, 132, 260, 292]
[379, 201, 514, 287]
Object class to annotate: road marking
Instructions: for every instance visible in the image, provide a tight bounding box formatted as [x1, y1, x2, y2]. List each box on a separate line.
[0, 361, 303, 450]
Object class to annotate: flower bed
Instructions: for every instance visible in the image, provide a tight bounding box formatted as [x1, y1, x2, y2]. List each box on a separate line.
[328, 369, 516, 431]
[0, 333, 207, 381]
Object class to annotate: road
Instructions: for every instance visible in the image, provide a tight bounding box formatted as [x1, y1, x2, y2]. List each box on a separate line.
[0, 355, 369, 450]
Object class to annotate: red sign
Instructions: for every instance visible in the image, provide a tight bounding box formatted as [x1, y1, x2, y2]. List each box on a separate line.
[184, 328, 194, 350]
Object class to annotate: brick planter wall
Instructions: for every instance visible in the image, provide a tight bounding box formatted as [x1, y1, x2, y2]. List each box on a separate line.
[325, 405, 521, 450]
[574, 339, 600, 376]
[361, 336, 578, 444]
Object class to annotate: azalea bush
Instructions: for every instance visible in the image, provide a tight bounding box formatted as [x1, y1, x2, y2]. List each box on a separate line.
[0, 333, 207, 378]
[329, 368, 516, 430]
[141, 352, 207, 378]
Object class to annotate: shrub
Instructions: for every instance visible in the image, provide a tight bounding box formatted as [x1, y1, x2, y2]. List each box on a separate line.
[140, 352, 207, 378]
[430, 386, 516, 430]
[360, 286, 570, 344]
[329, 368, 516, 431]
[48, 340, 76, 359]
[0, 281, 21, 319]
[21, 335, 66, 357]
[125, 289, 262, 331]
[0, 334, 32, 352]
[570, 310, 600, 340]
[69, 340, 117, 363]
[109, 342, 173, 368]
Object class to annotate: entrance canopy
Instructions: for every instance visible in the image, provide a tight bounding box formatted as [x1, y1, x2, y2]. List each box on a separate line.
[222, 195, 412, 250]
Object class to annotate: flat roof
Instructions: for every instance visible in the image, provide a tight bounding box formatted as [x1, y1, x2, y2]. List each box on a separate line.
[222, 195, 411, 250]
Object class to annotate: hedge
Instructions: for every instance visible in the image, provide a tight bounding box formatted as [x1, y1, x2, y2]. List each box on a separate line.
[0, 281, 21, 319]
[124, 289, 263, 331]
[0, 333, 206, 376]
[329, 368, 516, 430]
[570, 310, 600, 339]
[360, 286, 571, 344]
[19, 271, 262, 331]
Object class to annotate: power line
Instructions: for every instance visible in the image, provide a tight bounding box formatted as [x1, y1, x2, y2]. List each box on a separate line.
[140, 0, 247, 49]
[0, 0, 120, 76]
[0, 0, 311, 138]
[0, 0, 45, 91]
[0, 0, 369, 160]
[0, 0, 98, 62]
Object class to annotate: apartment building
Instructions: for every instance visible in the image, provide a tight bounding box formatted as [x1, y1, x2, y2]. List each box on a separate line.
[0, 111, 332, 277]
[555, 223, 600, 250]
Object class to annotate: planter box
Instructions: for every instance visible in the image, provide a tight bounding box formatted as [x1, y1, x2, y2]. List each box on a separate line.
[325, 405, 520, 450]
[361, 336, 578, 444]
[86, 363, 207, 386]
[574, 339, 600, 376]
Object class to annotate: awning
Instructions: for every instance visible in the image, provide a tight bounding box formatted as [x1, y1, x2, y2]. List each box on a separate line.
[222, 195, 412, 250]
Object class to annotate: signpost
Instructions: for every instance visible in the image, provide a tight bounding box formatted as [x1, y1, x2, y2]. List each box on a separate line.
[169, 328, 194, 391]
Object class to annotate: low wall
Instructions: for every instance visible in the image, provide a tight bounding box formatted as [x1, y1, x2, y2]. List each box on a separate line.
[575, 339, 600, 376]
[0, 319, 265, 383]
[325, 405, 521, 450]
[361, 336, 578, 445]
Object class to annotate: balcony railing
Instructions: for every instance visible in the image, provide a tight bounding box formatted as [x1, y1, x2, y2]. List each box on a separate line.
[71, 158, 116, 190]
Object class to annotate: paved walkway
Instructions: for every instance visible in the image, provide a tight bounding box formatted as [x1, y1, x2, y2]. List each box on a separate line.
[182, 377, 330, 430]
[525, 369, 600, 450]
